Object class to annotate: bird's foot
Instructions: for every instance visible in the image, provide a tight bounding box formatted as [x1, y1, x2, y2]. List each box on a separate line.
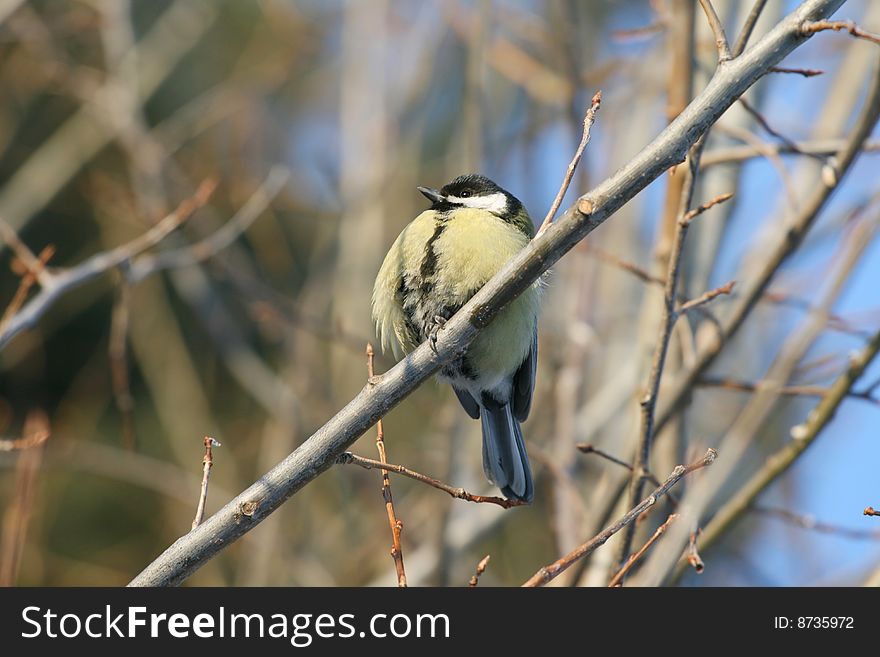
[429, 315, 447, 355]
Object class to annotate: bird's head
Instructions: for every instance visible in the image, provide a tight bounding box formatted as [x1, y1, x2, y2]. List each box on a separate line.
[418, 174, 521, 218]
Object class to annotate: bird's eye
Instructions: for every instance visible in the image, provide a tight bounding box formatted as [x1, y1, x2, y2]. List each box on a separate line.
[460, 190, 472, 198]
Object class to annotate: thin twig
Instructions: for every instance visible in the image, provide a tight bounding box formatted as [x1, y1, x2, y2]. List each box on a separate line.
[608, 514, 679, 587]
[191, 437, 220, 530]
[366, 343, 407, 587]
[576, 443, 637, 473]
[732, 0, 769, 57]
[698, 0, 732, 62]
[697, 377, 880, 406]
[522, 449, 716, 587]
[802, 19, 880, 46]
[738, 97, 823, 162]
[336, 452, 525, 509]
[0, 415, 50, 453]
[678, 280, 735, 315]
[865, 507, 880, 517]
[754, 505, 880, 538]
[702, 138, 880, 167]
[0, 411, 50, 586]
[537, 91, 601, 234]
[583, 244, 664, 287]
[715, 122, 801, 210]
[768, 66, 824, 77]
[0, 245, 54, 331]
[681, 191, 734, 225]
[577, 443, 676, 504]
[686, 526, 705, 573]
[0, 219, 53, 288]
[468, 554, 491, 587]
[612, 22, 666, 41]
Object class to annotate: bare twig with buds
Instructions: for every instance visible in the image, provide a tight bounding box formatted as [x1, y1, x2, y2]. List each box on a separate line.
[192, 437, 220, 530]
[366, 344, 407, 587]
[537, 91, 602, 234]
[468, 555, 491, 587]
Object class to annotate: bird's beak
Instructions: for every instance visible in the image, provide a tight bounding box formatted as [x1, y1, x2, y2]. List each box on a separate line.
[418, 186, 445, 204]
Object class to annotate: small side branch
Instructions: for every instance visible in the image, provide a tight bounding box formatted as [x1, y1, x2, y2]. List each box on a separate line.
[754, 505, 880, 538]
[608, 514, 679, 587]
[681, 191, 734, 225]
[865, 507, 880, 517]
[191, 437, 220, 530]
[677, 280, 735, 315]
[522, 449, 716, 587]
[768, 66, 824, 77]
[802, 19, 880, 46]
[738, 97, 821, 163]
[336, 452, 525, 509]
[702, 138, 880, 167]
[576, 443, 636, 473]
[468, 555, 491, 587]
[732, 0, 769, 57]
[0, 245, 54, 331]
[0, 219, 54, 289]
[366, 344, 406, 587]
[577, 442, 674, 504]
[686, 526, 705, 573]
[537, 91, 602, 234]
[698, 0, 732, 62]
[697, 377, 880, 407]
[0, 412, 50, 586]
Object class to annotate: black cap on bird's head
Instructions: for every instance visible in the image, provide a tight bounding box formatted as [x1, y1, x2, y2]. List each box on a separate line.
[417, 174, 523, 221]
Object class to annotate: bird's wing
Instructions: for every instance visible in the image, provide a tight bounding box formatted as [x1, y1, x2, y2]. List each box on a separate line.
[372, 215, 436, 357]
[511, 329, 537, 422]
[452, 386, 480, 419]
[371, 234, 410, 358]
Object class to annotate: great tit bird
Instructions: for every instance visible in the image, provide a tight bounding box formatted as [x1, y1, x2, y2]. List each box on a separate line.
[371, 174, 539, 502]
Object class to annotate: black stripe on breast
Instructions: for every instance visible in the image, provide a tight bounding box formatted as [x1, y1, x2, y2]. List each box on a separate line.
[418, 215, 449, 291]
[397, 278, 420, 346]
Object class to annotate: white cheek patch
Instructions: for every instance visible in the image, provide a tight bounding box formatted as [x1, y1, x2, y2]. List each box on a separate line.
[447, 192, 508, 215]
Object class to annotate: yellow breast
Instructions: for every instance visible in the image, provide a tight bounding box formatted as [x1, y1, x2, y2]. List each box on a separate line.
[372, 206, 539, 377]
[433, 209, 538, 379]
[432, 208, 530, 300]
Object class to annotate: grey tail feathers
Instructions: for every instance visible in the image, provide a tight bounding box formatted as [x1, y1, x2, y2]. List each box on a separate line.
[480, 402, 534, 503]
